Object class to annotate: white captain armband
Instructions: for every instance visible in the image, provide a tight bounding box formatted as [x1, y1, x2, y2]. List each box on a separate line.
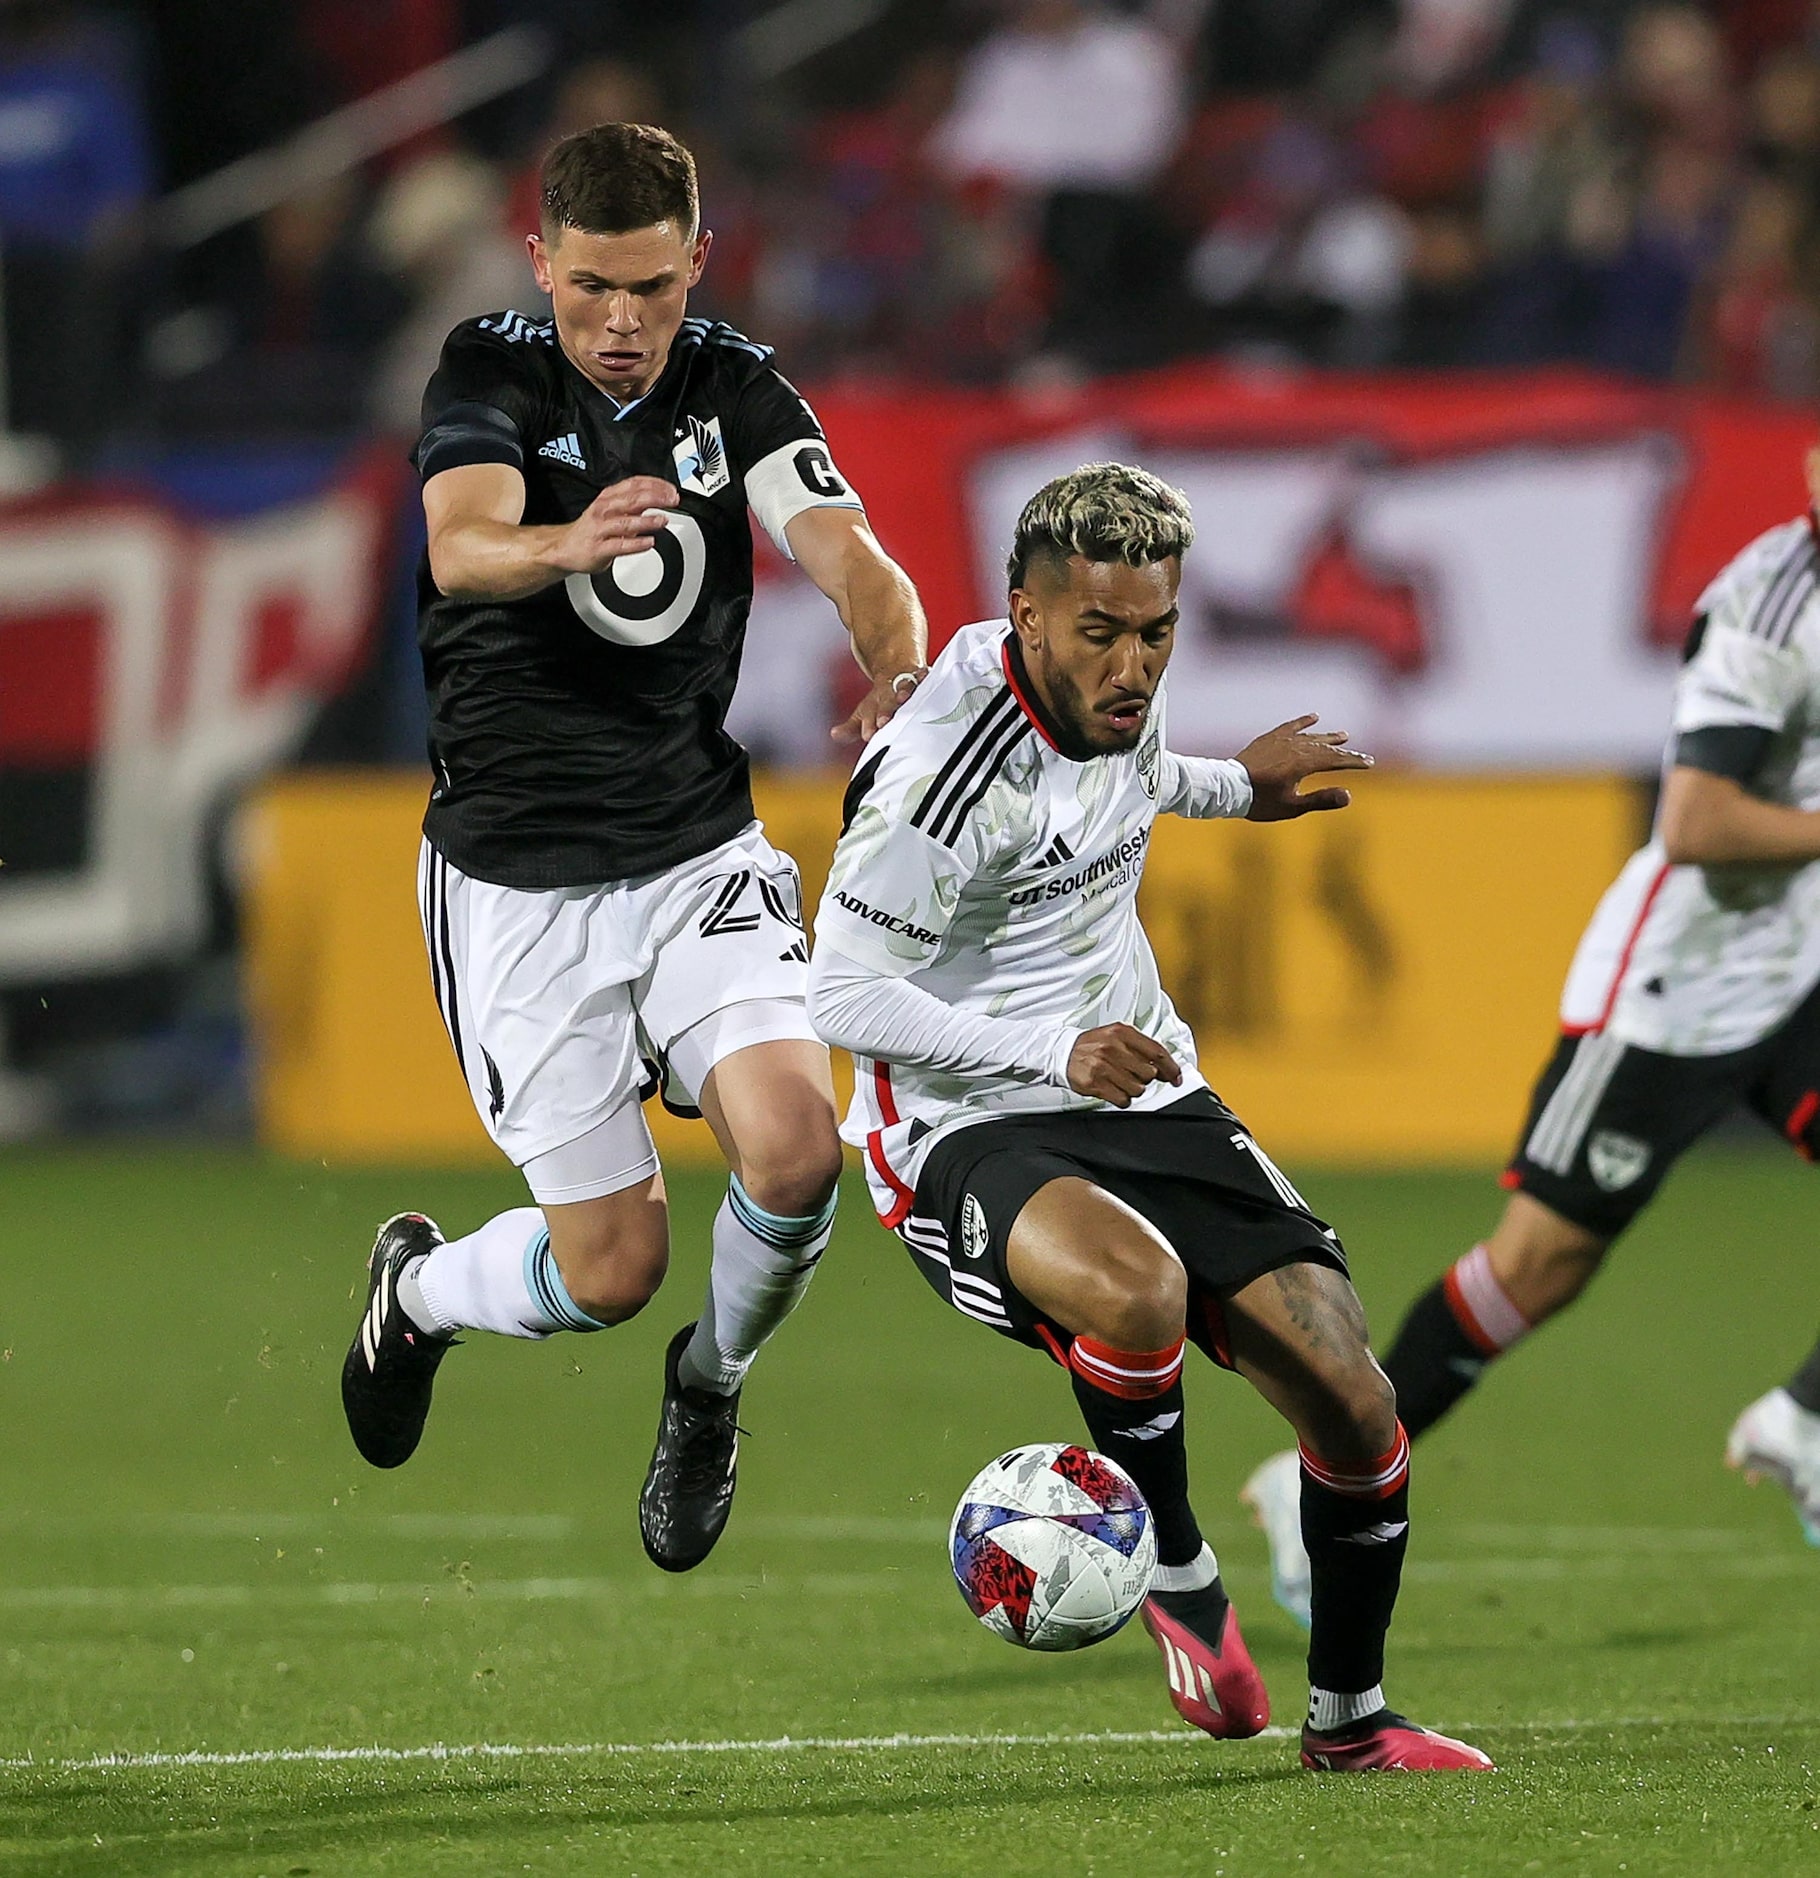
[745, 436, 865, 556]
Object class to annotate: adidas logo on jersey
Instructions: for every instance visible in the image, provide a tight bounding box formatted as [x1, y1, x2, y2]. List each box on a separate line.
[537, 432, 587, 470]
[1007, 829, 1149, 908]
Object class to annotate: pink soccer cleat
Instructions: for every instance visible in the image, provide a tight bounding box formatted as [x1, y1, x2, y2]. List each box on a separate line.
[1141, 1589, 1270, 1739]
[1300, 1712, 1495, 1772]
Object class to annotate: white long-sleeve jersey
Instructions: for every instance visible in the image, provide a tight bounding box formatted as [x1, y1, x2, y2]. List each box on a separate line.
[810, 618, 1252, 1225]
[1560, 516, 1820, 1054]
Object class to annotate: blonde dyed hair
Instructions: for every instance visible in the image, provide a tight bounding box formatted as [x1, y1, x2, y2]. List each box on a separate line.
[1006, 462, 1195, 590]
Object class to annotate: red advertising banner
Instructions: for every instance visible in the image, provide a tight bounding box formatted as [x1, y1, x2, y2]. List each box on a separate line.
[735, 368, 1815, 773]
[0, 452, 404, 982]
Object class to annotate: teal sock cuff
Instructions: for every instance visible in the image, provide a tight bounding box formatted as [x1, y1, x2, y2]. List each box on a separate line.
[727, 1174, 838, 1250]
[523, 1230, 609, 1333]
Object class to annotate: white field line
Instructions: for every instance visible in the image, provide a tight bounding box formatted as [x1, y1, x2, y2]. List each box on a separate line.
[4, 1546, 1813, 1614]
[0, 1571, 910, 1612]
[1401, 1553, 1816, 1583]
[1447, 1524, 1744, 1553]
[0, 1512, 577, 1542]
[4, 1715, 1812, 1776]
[0, 1514, 1763, 1549]
[0, 1513, 939, 1544]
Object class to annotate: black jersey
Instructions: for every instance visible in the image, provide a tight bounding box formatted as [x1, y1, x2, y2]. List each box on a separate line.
[413, 310, 863, 888]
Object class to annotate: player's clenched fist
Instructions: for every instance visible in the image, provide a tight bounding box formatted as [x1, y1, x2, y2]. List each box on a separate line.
[1066, 1024, 1184, 1107]
[550, 476, 679, 573]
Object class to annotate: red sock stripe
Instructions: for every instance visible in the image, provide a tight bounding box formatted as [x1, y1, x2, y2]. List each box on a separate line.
[1034, 1323, 1069, 1368]
[1299, 1423, 1410, 1500]
[1442, 1261, 1502, 1357]
[1067, 1334, 1185, 1401]
[1443, 1244, 1530, 1354]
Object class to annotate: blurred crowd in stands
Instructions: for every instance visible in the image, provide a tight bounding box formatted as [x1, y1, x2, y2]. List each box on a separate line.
[5, 0, 1820, 453]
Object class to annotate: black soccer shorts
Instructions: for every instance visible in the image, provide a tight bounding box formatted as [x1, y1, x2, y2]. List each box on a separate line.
[895, 1089, 1349, 1369]
[1508, 978, 1820, 1238]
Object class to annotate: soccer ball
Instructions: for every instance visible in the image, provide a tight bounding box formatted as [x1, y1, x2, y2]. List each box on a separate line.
[949, 1443, 1157, 1651]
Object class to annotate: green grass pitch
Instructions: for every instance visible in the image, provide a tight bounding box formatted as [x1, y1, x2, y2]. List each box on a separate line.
[2, 1141, 1818, 1875]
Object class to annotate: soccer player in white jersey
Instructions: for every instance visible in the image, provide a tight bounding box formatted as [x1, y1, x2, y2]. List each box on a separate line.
[338, 124, 929, 1573]
[808, 463, 1493, 1773]
[1245, 446, 1820, 1629]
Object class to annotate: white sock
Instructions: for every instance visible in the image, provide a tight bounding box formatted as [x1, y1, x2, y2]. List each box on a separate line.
[1307, 1684, 1387, 1732]
[1150, 1543, 1220, 1594]
[679, 1177, 835, 1394]
[400, 1208, 608, 1339]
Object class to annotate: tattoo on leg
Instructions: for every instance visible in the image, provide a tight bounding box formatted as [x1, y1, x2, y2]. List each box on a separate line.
[1263, 1261, 1369, 1363]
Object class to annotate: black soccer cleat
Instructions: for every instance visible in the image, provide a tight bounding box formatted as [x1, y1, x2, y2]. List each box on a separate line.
[341, 1212, 457, 1469]
[639, 1323, 741, 1572]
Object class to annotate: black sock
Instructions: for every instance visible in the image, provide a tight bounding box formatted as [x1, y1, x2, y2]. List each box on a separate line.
[1787, 1337, 1820, 1415]
[1302, 1442, 1410, 1701]
[1382, 1281, 1492, 1438]
[1147, 1577, 1231, 1646]
[1069, 1369, 1204, 1568]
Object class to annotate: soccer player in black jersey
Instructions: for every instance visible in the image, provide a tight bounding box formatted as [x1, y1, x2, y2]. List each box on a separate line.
[341, 123, 928, 1572]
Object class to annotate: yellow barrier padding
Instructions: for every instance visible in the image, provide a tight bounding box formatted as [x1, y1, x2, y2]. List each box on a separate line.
[243, 769, 1638, 1169]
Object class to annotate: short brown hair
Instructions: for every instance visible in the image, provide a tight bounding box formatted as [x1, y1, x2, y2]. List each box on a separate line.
[539, 123, 698, 238]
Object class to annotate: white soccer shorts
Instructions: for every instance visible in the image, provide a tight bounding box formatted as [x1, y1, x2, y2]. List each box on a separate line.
[418, 822, 819, 1203]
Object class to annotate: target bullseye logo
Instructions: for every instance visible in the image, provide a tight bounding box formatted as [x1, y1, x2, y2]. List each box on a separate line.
[564, 511, 706, 646]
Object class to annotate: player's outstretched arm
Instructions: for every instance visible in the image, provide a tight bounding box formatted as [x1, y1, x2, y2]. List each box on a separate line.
[425, 464, 680, 602]
[786, 507, 930, 745]
[1660, 765, 1820, 866]
[1235, 715, 1375, 822]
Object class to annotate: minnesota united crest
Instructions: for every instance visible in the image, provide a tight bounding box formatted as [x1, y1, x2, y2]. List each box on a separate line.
[673, 414, 730, 497]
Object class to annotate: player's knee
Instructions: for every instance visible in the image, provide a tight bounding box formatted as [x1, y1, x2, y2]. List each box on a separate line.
[547, 1216, 670, 1325]
[734, 1131, 843, 1219]
[1080, 1241, 1187, 1352]
[1491, 1218, 1606, 1322]
[560, 1246, 669, 1325]
[1531, 1244, 1602, 1317]
[1347, 1361, 1400, 1456]
[1307, 1358, 1398, 1463]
